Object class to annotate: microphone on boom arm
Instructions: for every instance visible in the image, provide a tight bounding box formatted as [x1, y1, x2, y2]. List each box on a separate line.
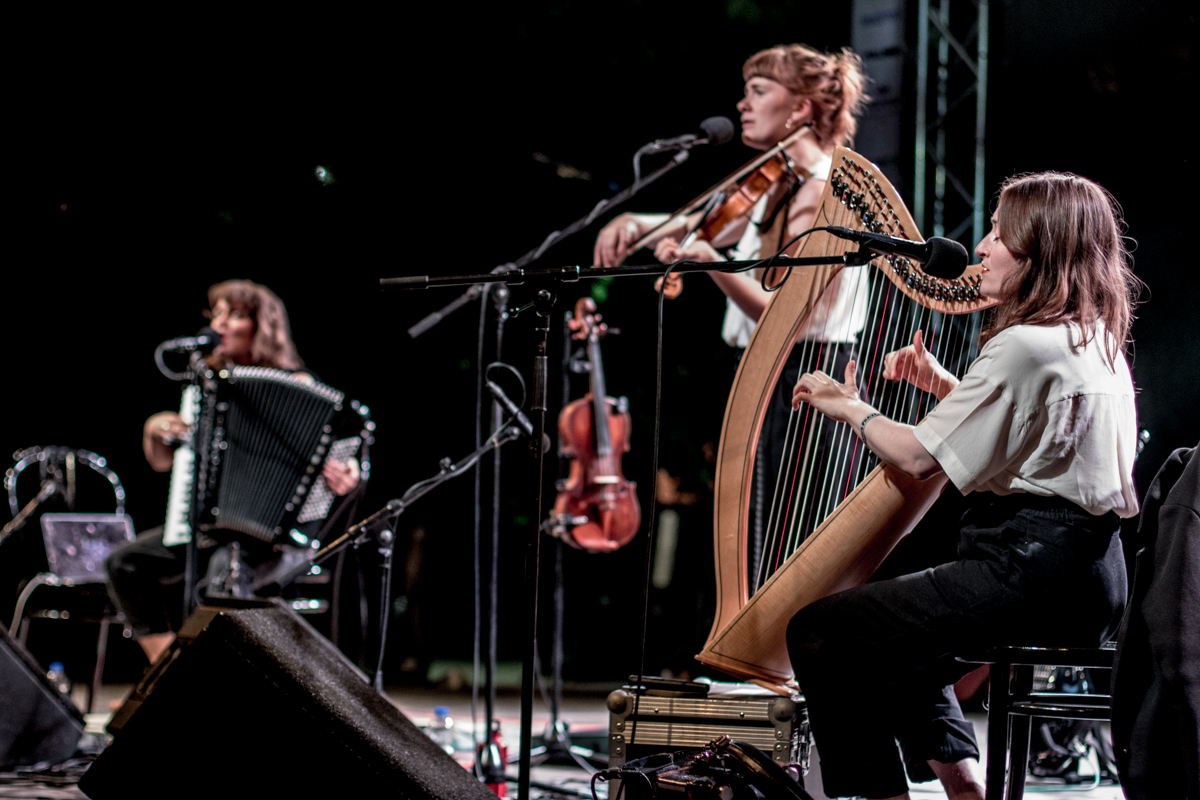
[153, 327, 222, 381]
[643, 116, 736, 153]
[157, 326, 221, 354]
[486, 380, 552, 454]
[824, 226, 970, 280]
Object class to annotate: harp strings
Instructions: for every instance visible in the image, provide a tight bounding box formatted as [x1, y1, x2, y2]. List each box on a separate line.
[751, 178, 983, 593]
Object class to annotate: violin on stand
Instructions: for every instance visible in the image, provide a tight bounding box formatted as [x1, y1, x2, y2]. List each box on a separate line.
[548, 297, 640, 552]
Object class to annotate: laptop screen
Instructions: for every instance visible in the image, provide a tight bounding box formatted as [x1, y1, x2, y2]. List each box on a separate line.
[39, 514, 136, 584]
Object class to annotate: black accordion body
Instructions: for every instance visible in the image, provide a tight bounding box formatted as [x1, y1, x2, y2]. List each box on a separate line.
[166, 367, 372, 546]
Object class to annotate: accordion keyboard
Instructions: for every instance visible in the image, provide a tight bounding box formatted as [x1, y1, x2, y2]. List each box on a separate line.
[162, 385, 200, 547]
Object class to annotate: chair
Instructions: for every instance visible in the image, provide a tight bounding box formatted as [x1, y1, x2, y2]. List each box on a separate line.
[4, 447, 132, 715]
[961, 643, 1115, 800]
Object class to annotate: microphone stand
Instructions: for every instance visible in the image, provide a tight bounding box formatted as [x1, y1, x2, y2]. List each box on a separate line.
[381, 249, 872, 800]
[398, 144, 698, 795]
[404, 148, 693, 340]
[270, 417, 531, 693]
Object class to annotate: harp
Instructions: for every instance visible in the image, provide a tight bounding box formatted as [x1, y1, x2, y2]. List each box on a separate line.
[697, 146, 994, 687]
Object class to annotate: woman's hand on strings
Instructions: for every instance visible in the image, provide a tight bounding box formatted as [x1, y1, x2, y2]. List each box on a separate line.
[792, 360, 862, 423]
[882, 330, 959, 400]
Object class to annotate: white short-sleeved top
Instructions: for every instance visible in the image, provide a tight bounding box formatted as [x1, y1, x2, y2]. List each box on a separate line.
[913, 323, 1140, 518]
[721, 153, 869, 348]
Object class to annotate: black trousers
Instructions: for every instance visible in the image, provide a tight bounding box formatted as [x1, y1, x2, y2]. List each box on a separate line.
[105, 526, 189, 638]
[786, 493, 1126, 799]
[106, 527, 285, 638]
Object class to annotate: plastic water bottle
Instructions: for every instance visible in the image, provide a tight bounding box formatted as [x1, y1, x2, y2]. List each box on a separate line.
[428, 706, 455, 755]
[46, 662, 70, 696]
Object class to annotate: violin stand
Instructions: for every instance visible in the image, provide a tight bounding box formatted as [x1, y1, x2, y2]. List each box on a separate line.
[523, 536, 608, 770]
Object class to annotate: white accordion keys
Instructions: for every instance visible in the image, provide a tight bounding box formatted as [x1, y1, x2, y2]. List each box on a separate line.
[162, 384, 199, 547]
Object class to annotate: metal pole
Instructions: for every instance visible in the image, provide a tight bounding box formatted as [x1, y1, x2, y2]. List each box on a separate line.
[974, 0, 989, 246]
[933, 0, 950, 237]
[915, 0, 930, 230]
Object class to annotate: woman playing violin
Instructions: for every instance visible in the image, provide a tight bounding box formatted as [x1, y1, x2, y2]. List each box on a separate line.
[594, 43, 872, 543]
[593, 42, 869, 342]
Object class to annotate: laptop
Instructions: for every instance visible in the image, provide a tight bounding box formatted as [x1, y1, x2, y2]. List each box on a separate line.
[39, 514, 136, 585]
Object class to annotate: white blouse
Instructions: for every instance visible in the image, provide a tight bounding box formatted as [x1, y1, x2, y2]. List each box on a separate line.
[720, 152, 868, 347]
[914, 323, 1140, 518]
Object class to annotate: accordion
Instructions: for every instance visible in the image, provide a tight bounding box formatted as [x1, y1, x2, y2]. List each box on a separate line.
[163, 367, 372, 546]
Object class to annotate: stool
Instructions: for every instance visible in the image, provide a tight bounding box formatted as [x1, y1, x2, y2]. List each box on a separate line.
[962, 643, 1115, 800]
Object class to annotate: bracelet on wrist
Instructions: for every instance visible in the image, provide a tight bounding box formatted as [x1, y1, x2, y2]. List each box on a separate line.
[859, 411, 882, 438]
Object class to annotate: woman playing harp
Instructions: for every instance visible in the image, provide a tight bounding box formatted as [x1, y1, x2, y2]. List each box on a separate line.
[788, 172, 1140, 800]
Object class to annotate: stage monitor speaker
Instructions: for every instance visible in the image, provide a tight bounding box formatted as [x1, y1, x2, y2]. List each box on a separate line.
[78, 599, 492, 799]
[0, 622, 85, 770]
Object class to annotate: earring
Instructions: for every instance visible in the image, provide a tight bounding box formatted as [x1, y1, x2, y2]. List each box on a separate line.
[785, 119, 793, 130]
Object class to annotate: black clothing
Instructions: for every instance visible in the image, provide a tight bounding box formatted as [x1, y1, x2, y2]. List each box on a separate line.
[787, 493, 1125, 799]
[1112, 445, 1200, 800]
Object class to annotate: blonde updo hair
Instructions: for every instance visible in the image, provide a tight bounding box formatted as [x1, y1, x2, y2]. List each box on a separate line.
[206, 279, 304, 370]
[742, 44, 869, 147]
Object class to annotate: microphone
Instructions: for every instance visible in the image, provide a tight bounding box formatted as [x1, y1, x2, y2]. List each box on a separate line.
[486, 380, 553, 454]
[644, 116, 736, 152]
[825, 227, 969, 280]
[486, 380, 533, 437]
[158, 326, 221, 354]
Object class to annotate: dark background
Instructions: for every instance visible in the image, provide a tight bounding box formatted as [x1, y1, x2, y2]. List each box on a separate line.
[6, 1, 1196, 686]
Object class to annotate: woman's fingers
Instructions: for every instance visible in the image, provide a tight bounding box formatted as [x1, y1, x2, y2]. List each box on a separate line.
[654, 238, 680, 264]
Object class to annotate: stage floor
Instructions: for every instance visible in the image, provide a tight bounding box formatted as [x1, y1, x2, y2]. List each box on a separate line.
[0, 682, 1124, 799]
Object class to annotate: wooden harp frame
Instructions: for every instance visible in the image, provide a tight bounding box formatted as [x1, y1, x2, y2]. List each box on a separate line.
[697, 147, 995, 686]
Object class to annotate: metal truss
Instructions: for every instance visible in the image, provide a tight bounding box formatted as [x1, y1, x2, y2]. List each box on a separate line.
[914, 0, 989, 248]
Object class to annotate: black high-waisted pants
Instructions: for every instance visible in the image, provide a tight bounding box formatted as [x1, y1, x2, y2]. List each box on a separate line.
[786, 492, 1126, 799]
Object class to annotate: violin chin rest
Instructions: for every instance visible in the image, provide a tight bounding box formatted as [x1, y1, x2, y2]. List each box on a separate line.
[563, 521, 620, 553]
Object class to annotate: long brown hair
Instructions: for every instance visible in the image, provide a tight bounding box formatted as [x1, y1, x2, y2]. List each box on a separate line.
[742, 44, 869, 147]
[206, 280, 304, 370]
[980, 172, 1139, 368]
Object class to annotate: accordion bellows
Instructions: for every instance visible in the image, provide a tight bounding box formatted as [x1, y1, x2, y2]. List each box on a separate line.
[192, 367, 369, 543]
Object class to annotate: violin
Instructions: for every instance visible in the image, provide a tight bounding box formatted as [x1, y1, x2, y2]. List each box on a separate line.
[630, 126, 808, 298]
[549, 297, 640, 552]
